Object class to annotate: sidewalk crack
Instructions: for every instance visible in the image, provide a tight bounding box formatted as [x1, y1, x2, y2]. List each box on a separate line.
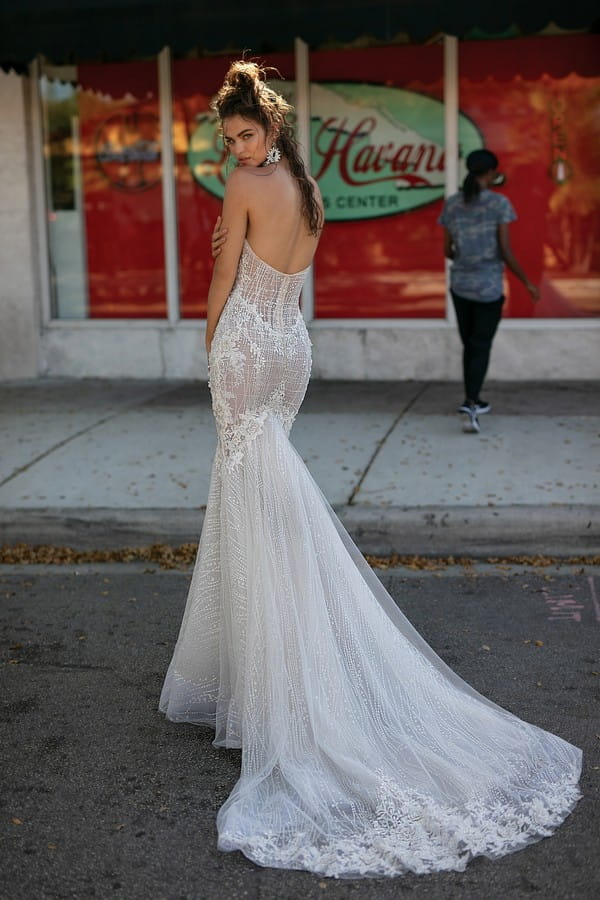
[1, 384, 183, 491]
[0, 412, 127, 490]
[347, 383, 429, 506]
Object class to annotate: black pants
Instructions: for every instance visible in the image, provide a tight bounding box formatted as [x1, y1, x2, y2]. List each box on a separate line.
[452, 292, 504, 402]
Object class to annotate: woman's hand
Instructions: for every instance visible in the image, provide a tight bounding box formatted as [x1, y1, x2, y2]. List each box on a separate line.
[211, 216, 228, 259]
[525, 281, 540, 302]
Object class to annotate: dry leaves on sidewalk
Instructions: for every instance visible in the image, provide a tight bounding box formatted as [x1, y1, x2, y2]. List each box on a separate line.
[0, 543, 598, 571]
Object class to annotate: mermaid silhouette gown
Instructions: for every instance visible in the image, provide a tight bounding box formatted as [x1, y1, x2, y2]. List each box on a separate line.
[159, 239, 582, 878]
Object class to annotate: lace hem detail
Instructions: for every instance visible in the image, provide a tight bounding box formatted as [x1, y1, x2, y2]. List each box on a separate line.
[219, 772, 581, 878]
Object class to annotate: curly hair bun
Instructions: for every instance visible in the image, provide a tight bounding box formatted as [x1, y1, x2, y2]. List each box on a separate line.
[224, 61, 263, 96]
[213, 59, 283, 121]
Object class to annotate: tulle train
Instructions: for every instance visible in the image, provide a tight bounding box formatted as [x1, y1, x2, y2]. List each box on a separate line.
[159, 415, 582, 878]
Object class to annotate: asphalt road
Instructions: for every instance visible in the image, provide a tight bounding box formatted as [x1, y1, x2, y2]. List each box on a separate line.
[1, 564, 599, 900]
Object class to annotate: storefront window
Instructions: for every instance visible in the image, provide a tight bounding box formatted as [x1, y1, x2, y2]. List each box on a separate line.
[310, 45, 453, 318]
[40, 61, 167, 319]
[460, 36, 600, 318]
[38, 38, 598, 324]
[171, 49, 454, 320]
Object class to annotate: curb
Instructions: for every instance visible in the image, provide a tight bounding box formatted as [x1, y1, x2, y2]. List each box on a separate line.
[341, 504, 598, 557]
[0, 505, 597, 558]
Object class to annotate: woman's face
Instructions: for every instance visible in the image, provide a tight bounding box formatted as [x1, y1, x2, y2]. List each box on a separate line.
[222, 115, 269, 167]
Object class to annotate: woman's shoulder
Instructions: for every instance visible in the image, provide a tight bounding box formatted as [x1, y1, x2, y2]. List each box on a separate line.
[223, 165, 251, 197]
[483, 190, 517, 218]
[483, 189, 510, 207]
[443, 191, 463, 210]
[225, 165, 284, 190]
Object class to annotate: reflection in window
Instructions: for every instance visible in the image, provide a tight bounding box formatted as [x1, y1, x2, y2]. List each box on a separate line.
[40, 61, 167, 320]
[41, 67, 87, 319]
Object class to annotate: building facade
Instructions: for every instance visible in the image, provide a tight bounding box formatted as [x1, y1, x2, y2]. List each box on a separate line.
[1, 34, 599, 380]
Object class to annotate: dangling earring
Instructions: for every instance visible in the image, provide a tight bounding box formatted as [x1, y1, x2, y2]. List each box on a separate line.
[263, 144, 281, 166]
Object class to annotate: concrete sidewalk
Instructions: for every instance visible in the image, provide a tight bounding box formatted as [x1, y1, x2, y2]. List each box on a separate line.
[0, 379, 598, 556]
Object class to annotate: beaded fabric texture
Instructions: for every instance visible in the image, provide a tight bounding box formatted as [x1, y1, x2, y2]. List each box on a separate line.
[159, 240, 582, 878]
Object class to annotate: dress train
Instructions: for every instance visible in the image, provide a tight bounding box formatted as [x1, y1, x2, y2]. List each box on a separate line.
[160, 241, 581, 877]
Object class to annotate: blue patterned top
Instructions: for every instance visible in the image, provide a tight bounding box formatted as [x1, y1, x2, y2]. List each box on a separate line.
[438, 189, 517, 302]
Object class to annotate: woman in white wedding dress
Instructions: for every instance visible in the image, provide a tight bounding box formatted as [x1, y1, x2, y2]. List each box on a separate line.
[160, 61, 582, 879]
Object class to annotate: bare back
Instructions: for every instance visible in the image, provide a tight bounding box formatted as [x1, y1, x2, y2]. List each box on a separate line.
[240, 164, 322, 274]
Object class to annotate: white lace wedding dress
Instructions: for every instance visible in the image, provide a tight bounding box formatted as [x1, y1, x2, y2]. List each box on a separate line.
[160, 239, 582, 878]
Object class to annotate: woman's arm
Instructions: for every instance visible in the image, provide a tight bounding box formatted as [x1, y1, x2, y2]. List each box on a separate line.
[497, 223, 539, 301]
[443, 228, 455, 260]
[205, 170, 249, 353]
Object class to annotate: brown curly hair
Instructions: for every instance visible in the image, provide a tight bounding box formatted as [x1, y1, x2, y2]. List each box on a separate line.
[212, 60, 322, 236]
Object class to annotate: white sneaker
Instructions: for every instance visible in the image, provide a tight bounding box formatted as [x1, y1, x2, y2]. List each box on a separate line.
[462, 407, 480, 433]
[458, 399, 491, 415]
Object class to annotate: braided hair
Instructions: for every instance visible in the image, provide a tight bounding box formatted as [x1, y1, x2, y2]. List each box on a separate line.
[212, 60, 322, 236]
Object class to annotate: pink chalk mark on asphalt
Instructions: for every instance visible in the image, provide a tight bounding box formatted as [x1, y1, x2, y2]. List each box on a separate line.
[542, 588, 583, 621]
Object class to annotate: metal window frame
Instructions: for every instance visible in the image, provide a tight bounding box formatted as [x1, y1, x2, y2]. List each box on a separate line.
[443, 34, 458, 327]
[29, 56, 53, 327]
[158, 45, 180, 325]
[294, 36, 315, 324]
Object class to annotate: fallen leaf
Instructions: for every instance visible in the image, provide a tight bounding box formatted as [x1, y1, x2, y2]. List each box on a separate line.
[11, 818, 23, 826]
[481, 645, 491, 652]
[47, 843, 57, 851]
[534, 640, 544, 647]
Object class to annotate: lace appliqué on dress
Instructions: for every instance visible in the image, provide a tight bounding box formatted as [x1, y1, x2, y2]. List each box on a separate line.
[214, 385, 297, 473]
[220, 770, 581, 878]
[209, 244, 311, 473]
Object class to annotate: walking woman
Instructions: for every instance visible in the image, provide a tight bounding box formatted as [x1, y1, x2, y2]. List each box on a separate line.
[439, 149, 539, 433]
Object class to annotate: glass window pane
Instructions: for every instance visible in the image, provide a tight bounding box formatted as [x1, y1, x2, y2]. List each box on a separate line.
[310, 45, 448, 318]
[460, 36, 600, 319]
[40, 60, 167, 319]
[40, 66, 87, 318]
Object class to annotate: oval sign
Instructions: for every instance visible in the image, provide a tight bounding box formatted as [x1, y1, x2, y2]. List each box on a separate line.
[188, 81, 483, 221]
